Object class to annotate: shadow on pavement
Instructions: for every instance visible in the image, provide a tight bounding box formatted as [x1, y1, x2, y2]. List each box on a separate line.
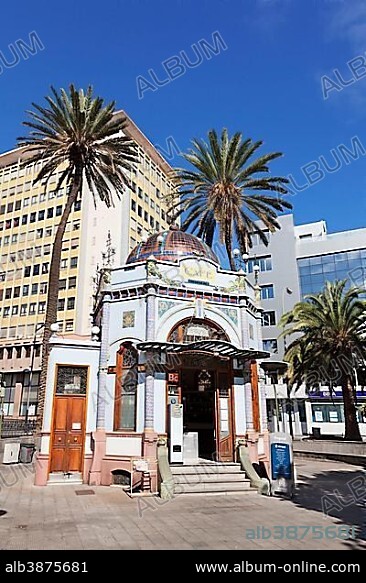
[288, 464, 365, 548]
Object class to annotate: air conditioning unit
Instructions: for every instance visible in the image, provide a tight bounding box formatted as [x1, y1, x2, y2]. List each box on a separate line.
[3, 442, 20, 464]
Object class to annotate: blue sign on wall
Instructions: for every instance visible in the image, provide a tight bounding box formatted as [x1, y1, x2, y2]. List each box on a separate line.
[270, 443, 292, 480]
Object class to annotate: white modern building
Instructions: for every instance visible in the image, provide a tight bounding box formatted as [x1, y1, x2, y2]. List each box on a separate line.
[246, 214, 366, 438]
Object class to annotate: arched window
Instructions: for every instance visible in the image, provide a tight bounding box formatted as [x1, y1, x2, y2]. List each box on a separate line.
[114, 343, 138, 431]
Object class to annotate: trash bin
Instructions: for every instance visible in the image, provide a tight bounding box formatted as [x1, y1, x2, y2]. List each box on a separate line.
[312, 427, 321, 439]
[19, 443, 35, 463]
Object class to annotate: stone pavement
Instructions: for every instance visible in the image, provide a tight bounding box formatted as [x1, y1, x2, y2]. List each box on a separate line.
[0, 458, 364, 550]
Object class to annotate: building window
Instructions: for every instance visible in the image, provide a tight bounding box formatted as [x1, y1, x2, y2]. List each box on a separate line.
[131, 200, 136, 212]
[248, 255, 272, 273]
[47, 208, 54, 219]
[114, 343, 137, 431]
[74, 200, 81, 211]
[22, 285, 29, 296]
[59, 279, 67, 290]
[70, 257, 78, 268]
[29, 303, 36, 315]
[263, 339, 278, 353]
[31, 283, 38, 295]
[30, 212, 36, 223]
[260, 284, 274, 300]
[5, 288, 12, 299]
[250, 230, 270, 246]
[56, 205, 62, 216]
[144, 210, 148, 222]
[22, 215, 28, 225]
[33, 265, 40, 276]
[36, 228, 43, 239]
[3, 307, 10, 318]
[311, 403, 344, 423]
[15, 347, 22, 358]
[67, 297, 75, 310]
[65, 320, 74, 332]
[13, 287, 20, 298]
[138, 205, 142, 217]
[42, 263, 49, 274]
[20, 304, 27, 316]
[12, 305, 18, 315]
[138, 187, 142, 199]
[261, 311, 276, 326]
[38, 302, 46, 314]
[61, 258, 67, 269]
[57, 298, 65, 311]
[40, 282, 48, 294]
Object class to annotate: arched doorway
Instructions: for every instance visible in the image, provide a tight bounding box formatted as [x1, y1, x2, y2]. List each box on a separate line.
[166, 319, 234, 462]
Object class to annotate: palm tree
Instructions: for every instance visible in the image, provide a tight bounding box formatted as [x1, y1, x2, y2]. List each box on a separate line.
[169, 128, 291, 269]
[18, 85, 138, 432]
[281, 280, 366, 441]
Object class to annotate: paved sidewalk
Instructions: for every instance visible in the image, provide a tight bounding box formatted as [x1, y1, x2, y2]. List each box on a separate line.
[0, 459, 364, 550]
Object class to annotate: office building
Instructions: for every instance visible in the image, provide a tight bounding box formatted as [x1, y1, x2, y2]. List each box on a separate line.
[247, 214, 366, 437]
[0, 112, 173, 418]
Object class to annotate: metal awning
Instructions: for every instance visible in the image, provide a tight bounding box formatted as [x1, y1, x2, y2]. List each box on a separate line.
[136, 340, 270, 360]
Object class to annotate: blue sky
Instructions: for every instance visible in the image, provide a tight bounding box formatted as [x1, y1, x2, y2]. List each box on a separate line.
[1, 0, 366, 233]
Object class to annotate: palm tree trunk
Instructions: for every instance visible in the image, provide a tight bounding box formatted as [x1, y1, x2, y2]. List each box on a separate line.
[225, 230, 236, 271]
[36, 170, 82, 435]
[341, 374, 362, 441]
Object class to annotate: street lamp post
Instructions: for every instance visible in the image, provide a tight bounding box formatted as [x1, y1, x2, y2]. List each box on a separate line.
[282, 287, 294, 437]
[232, 248, 249, 273]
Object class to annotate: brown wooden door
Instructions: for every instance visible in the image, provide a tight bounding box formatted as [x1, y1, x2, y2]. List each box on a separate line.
[215, 372, 234, 462]
[50, 396, 86, 473]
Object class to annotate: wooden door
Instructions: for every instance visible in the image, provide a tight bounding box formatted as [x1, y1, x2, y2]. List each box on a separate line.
[50, 396, 85, 473]
[215, 372, 233, 462]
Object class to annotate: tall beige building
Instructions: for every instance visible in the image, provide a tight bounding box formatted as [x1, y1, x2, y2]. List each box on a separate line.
[0, 112, 174, 418]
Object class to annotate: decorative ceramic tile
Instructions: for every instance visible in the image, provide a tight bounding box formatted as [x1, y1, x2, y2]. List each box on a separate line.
[218, 306, 238, 326]
[158, 300, 176, 319]
[122, 310, 135, 328]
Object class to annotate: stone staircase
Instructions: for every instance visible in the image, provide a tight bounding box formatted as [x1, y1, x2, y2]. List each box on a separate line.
[47, 471, 83, 485]
[170, 461, 255, 496]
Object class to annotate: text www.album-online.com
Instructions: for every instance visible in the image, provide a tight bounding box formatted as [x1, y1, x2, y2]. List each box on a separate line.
[195, 561, 361, 574]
